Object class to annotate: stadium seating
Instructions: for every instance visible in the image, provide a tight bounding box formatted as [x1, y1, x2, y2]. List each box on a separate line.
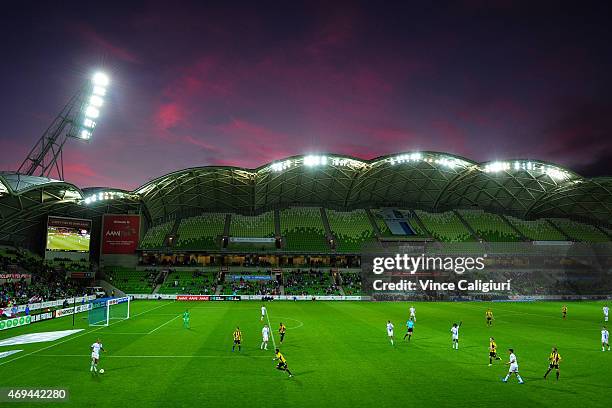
[45, 258, 91, 272]
[230, 212, 275, 237]
[414, 210, 474, 242]
[327, 209, 376, 252]
[341, 272, 363, 295]
[458, 210, 521, 242]
[280, 208, 329, 252]
[1, 248, 93, 306]
[284, 269, 340, 295]
[222, 273, 279, 295]
[104, 267, 157, 294]
[158, 269, 217, 294]
[548, 218, 610, 242]
[139, 221, 174, 249]
[398, 210, 430, 236]
[372, 210, 393, 236]
[506, 216, 566, 241]
[174, 213, 225, 250]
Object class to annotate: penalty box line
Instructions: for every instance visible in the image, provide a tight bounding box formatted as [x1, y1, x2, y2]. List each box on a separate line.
[148, 314, 182, 334]
[0, 301, 175, 367]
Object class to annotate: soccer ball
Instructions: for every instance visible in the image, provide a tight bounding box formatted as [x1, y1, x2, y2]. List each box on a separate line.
[99, 369, 105, 374]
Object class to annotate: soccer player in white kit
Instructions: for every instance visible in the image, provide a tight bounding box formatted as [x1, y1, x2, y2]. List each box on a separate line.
[409, 306, 416, 322]
[90, 338, 105, 373]
[261, 324, 270, 350]
[451, 322, 461, 349]
[261, 305, 267, 322]
[602, 326, 610, 351]
[387, 320, 395, 345]
[502, 348, 524, 384]
[603, 305, 609, 322]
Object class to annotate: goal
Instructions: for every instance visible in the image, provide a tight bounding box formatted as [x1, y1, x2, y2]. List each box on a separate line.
[88, 296, 130, 326]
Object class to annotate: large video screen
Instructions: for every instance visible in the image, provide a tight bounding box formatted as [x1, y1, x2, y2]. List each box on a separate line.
[46, 216, 92, 252]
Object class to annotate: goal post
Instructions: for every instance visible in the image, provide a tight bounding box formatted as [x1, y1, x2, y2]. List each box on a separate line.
[88, 296, 130, 327]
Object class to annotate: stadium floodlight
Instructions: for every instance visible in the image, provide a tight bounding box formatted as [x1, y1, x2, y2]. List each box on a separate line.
[546, 167, 568, 180]
[83, 118, 96, 129]
[85, 106, 100, 119]
[92, 72, 110, 87]
[18, 70, 111, 179]
[89, 95, 104, 107]
[92, 86, 106, 96]
[304, 155, 328, 166]
[271, 160, 292, 172]
[484, 161, 510, 173]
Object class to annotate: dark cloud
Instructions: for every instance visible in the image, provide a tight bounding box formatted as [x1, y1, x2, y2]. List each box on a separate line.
[0, 1, 611, 189]
[573, 150, 612, 178]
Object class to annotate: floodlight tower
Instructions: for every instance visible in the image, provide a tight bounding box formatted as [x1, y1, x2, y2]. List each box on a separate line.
[18, 72, 110, 180]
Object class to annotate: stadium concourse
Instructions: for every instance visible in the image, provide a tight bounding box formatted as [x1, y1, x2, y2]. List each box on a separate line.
[0, 152, 610, 300]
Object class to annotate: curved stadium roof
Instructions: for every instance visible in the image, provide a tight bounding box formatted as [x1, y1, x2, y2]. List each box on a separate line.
[133, 152, 610, 226]
[0, 152, 611, 243]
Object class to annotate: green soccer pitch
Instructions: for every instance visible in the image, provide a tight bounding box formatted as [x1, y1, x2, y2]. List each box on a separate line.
[46, 232, 90, 252]
[0, 300, 610, 408]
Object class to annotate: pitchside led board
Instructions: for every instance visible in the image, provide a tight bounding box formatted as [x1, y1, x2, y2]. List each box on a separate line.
[101, 214, 141, 254]
[45, 216, 92, 260]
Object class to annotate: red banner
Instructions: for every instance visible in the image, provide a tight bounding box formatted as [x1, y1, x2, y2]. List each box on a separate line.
[101, 215, 141, 254]
[177, 295, 210, 301]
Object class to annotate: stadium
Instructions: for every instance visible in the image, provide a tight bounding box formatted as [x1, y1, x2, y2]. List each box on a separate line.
[1, 150, 611, 407]
[1, 3, 612, 408]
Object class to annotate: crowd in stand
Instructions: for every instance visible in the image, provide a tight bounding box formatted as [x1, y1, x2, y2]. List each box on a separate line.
[341, 272, 362, 295]
[225, 276, 280, 296]
[0, 248, 93, 309]
[284, 269, 340, 296]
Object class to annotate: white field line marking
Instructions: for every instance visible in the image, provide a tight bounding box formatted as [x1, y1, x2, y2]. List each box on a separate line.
[148, 314, 181, 334]
[149, 313, 184, 316]
[265, 309, 277, 351]
[0, 301, 174, 367]
[274, 316, 304, 330]
[35, 354, 271, 359]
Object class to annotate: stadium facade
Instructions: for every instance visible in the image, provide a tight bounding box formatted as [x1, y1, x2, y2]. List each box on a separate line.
[0, 151, 611, 253]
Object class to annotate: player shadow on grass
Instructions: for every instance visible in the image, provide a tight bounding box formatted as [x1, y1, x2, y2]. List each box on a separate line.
[525, 382, 579, 394]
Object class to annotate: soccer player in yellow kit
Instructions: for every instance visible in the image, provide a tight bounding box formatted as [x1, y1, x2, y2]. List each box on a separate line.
[273, 348, 293, 378]
[544, 347, 562, 380]
[488, 337, 501, 366]
[485, 309, 494, 326]
[232, 327, 242, 352]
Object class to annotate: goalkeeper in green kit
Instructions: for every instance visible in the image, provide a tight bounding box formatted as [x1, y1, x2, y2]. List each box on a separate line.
[183, 310, 190, 329]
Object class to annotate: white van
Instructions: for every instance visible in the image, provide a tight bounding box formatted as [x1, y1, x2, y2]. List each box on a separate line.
[87, 286, 106, 297]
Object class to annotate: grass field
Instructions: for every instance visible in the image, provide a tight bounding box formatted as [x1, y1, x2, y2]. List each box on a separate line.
[46, 232, 90, 252]
[0, 300, 610, 408]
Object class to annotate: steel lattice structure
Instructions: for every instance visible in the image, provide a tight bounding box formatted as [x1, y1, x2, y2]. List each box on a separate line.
[1, 152, 611, 246]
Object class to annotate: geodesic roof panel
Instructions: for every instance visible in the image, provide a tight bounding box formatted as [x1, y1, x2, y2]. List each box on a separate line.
[349, 152, 475, 209]
[254, 155, 365, 210]
[0, 174, 85, 244]
[528, 177, 612, 224]
[0, 172, 82, 196]
[2, 152, 611, 242]
[437, 161, 580, 218]
[0, 179, 7, 196]
[136, 167, 255, 221]
[127, 154, 611, 226]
